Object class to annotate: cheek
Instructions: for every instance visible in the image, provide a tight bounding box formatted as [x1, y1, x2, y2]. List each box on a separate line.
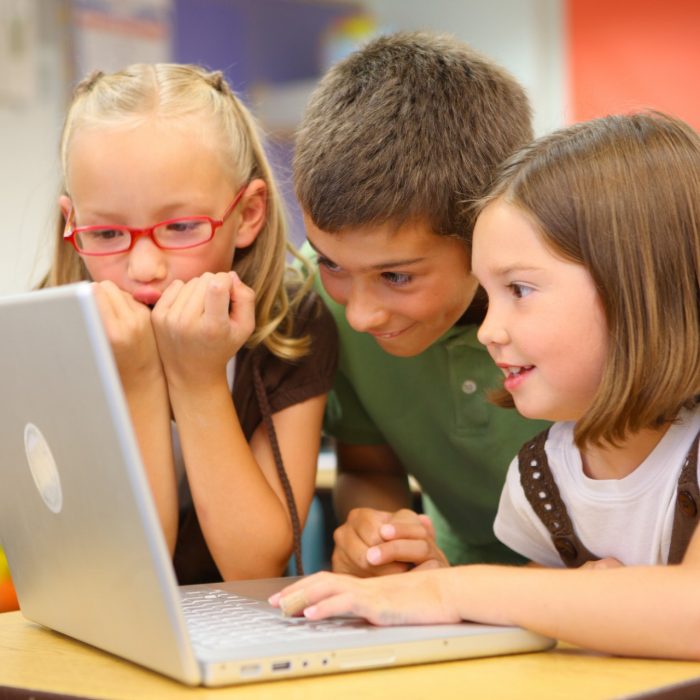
[318, 269, 349, 305]
[179, 246, 233, 278]
[83, 258, 120, 284]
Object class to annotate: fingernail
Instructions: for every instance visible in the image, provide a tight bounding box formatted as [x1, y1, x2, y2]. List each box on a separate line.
[367, 546, 381, 565]
[380, 524, 395, 539]
[268, 593, 279, 605]
[304, 606, 317, 618]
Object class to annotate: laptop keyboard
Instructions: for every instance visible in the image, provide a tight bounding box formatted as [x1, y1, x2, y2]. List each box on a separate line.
[180, 588, 369, 650]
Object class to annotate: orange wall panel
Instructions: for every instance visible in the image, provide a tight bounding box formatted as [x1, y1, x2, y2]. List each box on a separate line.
[568, 0, 700, 129]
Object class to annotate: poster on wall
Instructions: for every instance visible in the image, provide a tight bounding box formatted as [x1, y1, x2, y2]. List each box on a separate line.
[71, 0, 172, 77]
[0, 0, 38, 105]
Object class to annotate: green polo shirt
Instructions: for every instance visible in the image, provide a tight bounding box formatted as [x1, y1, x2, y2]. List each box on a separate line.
[305, 246, 548, 565]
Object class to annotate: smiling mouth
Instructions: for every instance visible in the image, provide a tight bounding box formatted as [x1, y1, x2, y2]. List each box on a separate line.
[501, 364, 535, 391]
[370, 325, 414, 340]
[502, 365, 534, 377]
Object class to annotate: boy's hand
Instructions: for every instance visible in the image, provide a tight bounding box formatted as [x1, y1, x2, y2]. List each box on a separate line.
[152, 271, 255, 388]
[269, 569, 460, 626]
[92, 281, 162, 385]
[332, 508, 449, 577]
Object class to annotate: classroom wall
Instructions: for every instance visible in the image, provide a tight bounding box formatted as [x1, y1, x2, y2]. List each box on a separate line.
[1, 0, 698, 294]
[0, 2, 67, 295]
[0, 0, 566, 294]
[364, 0, 566, 137]
[568, 0, 700, 128]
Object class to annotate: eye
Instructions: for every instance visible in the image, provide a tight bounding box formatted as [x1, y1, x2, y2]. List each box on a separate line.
[317, 255, 342, 273]
[508, 282, 533, 299]
[381, 271, 412, 286]
[88, 228, 125, 241]
[166, 219, 204, 233]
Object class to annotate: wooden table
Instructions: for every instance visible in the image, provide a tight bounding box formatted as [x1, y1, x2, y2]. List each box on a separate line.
[1, 611, 700, 699]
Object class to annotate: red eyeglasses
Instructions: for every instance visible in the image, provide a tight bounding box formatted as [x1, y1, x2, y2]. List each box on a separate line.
[63, 186, 246, 256]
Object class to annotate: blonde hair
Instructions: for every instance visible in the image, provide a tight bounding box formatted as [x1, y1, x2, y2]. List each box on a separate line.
[478, 112, 700, 447]
[44, 63, 312, 360]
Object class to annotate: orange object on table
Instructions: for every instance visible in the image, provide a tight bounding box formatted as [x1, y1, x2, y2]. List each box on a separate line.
[0, 578, 19, 612]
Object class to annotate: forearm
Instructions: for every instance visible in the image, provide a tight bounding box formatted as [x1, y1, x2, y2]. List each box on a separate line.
[334, 464, 412, 520]
[332, 440, 413, 520]
[170, 382, 296, 579]
[446, 563, 700, 660]
[123, 373, 178, 552]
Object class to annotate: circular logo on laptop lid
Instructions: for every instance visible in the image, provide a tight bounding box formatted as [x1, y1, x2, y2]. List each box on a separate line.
[24, 423, 63, 514]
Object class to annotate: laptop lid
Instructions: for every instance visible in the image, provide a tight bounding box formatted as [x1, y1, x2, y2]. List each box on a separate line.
[0, 283, 201, 684]
[0, 283, 553, 687]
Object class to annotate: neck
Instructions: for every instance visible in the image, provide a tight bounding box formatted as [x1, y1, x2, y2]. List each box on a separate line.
[581, 423, 672, 480]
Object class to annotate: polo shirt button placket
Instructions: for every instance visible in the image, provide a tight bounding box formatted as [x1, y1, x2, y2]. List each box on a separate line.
[461, 379, 477, 395]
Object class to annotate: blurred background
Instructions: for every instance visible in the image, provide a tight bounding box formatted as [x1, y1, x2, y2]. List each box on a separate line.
[1, 0, 699, 296]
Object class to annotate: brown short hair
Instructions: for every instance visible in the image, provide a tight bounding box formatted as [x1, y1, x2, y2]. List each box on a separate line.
[479, 112, 700, 447]
[294, 31, 532, 240]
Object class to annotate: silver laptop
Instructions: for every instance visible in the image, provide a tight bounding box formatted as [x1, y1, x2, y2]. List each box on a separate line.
[0, 283, 554, 686]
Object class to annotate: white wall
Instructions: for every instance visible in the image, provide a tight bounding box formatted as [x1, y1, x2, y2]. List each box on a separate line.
[0, 2, 66, 294]
[0, 104, 63, 294]
[365, 0, 566, 137]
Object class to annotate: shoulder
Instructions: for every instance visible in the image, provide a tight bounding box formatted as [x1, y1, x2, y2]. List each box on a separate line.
[544, 421, 575, 454]
[241, 286, 338, 409]
[287, 285, 338, 353]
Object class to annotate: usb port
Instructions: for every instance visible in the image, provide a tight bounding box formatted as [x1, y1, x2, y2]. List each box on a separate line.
[272, 661, 291, 672]
[240, 663, 261, 677]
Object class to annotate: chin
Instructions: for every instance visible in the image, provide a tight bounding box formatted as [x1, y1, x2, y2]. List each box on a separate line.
[374, 337, 430, 358]
[514, 401, 573, 423]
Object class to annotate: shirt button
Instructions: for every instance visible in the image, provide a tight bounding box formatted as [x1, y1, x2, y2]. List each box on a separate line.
[678, 490, 698, 518]
[461, 379, 477, 394]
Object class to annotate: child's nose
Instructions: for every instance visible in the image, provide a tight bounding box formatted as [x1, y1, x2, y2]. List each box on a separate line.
[127, 236, 167, 283]
[344, 283, 389, 333]
[477, 306, 509, 347]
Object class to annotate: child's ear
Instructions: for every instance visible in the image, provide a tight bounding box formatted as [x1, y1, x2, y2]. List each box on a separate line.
[234, 179, 267, 249]
[58, 194, 72, 221]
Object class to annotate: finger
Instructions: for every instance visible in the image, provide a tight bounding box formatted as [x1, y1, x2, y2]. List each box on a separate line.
[279, 589, 310, 617]
[417, 514, 436, 539]
[269, 572, 331, 603]
[378, 521, 431, 542]
[227, 271, 256, 329]
[331, 529, 379, 575]
[92, 281, 147, 348]
[389, 508, 423, 524]
[176, 273, 211, 321]
[303, 592, 359, 621]
[203, 272, 234, 324]
[333, 546, 410, 576]
[275, 575, 358, 620]
[412, 558, 444, 571]
[366, 538, 436, 568]
[154, 279, 185, 315]
[344, 509, 393, 548]
[333, 525, 407, 576]
[92, 280, 126, 321]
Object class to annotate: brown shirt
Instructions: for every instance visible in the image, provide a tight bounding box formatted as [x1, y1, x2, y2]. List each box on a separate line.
[173, 291, 338, 584]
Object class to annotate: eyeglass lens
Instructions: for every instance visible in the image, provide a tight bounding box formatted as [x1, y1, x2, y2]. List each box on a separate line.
[75, 218, 215, 253]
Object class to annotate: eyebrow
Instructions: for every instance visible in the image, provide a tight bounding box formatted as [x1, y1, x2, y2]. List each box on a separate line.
[489, 264, 543, 277]
[306, 238, 426, 271]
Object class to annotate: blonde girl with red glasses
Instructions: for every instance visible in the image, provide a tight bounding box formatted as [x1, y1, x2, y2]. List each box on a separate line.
[43, 64, 337, 584]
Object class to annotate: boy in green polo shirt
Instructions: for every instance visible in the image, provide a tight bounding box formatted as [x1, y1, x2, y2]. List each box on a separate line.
[296, 32, 548, 574]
